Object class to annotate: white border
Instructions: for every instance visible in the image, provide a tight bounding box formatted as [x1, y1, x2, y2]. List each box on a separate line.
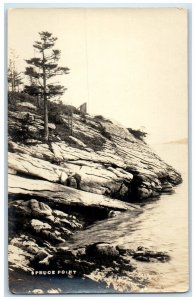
[1, 1, 194, 300]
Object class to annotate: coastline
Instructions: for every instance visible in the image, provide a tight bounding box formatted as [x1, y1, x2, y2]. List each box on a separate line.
[8, 98, 183, 294]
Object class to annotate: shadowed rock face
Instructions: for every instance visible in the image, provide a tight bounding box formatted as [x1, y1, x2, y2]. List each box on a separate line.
[8, 100, 181, 293]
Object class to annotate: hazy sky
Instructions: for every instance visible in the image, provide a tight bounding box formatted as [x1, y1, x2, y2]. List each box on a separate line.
[8, 8, 188, 143]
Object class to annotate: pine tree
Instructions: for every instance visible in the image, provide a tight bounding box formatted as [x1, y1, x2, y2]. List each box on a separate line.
[25, 31, 70, 141]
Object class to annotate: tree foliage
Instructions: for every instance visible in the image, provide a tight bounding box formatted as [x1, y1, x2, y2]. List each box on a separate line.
[127, 128, 147, 141]
[25, 31, 70, 141]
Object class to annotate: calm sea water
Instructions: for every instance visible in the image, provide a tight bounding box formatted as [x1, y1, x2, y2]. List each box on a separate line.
[69, 143, 189, 293]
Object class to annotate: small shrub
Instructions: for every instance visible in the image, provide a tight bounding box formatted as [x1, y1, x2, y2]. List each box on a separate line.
[48, 100, 81, 125]
[127, 128, 147, 141]
[48, 100, 80, 116]
[48, 110, 64, 124]
[94, 115, 113, 124]
[8, 91, 36, 105]
[94, 115, 104, 121]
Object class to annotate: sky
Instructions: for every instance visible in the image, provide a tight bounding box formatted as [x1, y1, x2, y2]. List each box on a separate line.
[8, 8, 188, 144]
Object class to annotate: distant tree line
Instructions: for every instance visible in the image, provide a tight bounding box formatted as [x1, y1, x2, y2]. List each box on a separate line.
[8, 50, 23, 94]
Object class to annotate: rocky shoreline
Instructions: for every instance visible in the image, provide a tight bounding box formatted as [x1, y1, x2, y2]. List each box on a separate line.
[8, 99, 182, 294]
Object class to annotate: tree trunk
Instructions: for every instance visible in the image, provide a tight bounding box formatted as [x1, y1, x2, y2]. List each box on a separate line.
[44, 92, 48, 141]
[43, 51, 49, 142]
[11, 75, 14, 103]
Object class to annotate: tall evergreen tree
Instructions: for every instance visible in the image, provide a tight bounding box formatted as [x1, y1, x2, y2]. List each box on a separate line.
[25, 31, 70, 141]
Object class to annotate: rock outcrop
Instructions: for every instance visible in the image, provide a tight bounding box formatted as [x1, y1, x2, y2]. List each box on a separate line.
[8, 98, 182, 293]
[8, 105, 181, 202]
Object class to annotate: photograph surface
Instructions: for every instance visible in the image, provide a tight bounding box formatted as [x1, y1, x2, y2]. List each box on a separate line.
[7, 7, 189, 294]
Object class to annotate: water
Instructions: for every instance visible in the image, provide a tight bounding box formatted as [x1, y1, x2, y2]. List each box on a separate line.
[68, 143, 189, 293]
